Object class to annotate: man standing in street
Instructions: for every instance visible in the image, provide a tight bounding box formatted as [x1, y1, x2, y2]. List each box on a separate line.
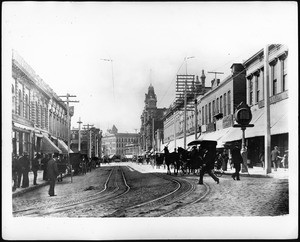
[20, 152, 30, 188]
[271, 146, 280, 171]
[198, 142, 219, 185]
[231, 144, 243, 180]
[31, 153, 40, 185]
[47, 153, 59, 196]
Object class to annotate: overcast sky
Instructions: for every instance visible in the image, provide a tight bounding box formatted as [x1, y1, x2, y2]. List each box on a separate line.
[3, 1, 297, 133]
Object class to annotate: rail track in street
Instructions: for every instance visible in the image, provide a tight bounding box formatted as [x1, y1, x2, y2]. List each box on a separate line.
[13, 165, 210, 217]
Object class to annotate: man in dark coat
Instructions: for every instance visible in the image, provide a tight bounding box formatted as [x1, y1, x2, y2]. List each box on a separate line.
[41, 153, 49, 180]
[12, 154, 18, 191]
[47, 153, 59, 196]
[20, 152, 30, 188]
[271, 146, 280, 171]
[198, 143, 219, 185]
[31, 153, 40, 185]
[231, 144, 243, 180]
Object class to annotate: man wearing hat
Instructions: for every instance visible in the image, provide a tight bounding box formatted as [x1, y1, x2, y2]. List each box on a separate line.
[20, 152, 30, 188]
[231, 143, 243, 180]
[47, 153, 59, 196]
[31, 153, 41, 185]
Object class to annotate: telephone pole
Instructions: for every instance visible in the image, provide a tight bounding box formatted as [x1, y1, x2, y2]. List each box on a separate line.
[58, 93, 79, 183]
[83, 124, 94, 159]
[77, 117, 82, 152]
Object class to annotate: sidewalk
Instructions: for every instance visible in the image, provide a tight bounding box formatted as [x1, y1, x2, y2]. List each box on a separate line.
[223, 166, 289, 179]
[12, 170, 70, 198]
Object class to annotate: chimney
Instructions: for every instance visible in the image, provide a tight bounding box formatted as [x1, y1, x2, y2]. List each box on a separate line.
[200, 70, 206, 87]
[217, 79, 220, 86]
[231, 63, 245, 74]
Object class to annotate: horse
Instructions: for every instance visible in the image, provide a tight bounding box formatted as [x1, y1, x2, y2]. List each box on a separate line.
[163, 146, 180, 175]
[177, 147, 192, 175]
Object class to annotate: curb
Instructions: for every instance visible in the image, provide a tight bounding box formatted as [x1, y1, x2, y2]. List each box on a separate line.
[12, 173, 70, 198]
[12, 181, 49, 198]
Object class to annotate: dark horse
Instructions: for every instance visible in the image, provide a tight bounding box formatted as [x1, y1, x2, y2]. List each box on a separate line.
[163, 146, 180, 175]
[177, 147, 191, 175]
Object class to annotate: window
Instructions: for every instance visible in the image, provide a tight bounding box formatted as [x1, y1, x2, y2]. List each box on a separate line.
[212, 100, 215, 118]
[25, 94, 29, 119]
[205, 105, 208, 124]
[282, 58, 287, 91]
[216, 98, 219, 113]
[202, 106, 204, 125]
[249, 78, 253, 105]
[12, 84, 15, 113]
[255, 76, 259, 103]
[223, 93, 227, 116]
[208, 103, 211, 123]
[272, 63, 278, 95]
[36, 102, 39, 127]
[227, 91, 231, 114]
[220, 96, 223, 114]
[18, 90, 23, 116]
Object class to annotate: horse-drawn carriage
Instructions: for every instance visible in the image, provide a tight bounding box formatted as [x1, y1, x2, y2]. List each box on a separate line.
[69, 153, 89, 175]
[163, 139, 219, 176]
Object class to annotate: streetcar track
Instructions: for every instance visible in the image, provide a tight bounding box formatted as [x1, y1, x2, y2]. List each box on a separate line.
[13, 166, 131, 216]
[106, 172, 201, 217]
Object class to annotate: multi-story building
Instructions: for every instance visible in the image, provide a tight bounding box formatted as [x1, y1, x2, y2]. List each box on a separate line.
[70, 126, 102, 158]
[140, 84, 167, 154]
[198, 63, 247, 147]
[102, 125, 140, 157]
[221, 44, 289, 167]
[163, 72, 211, 150]
[12, 50, 72, 160]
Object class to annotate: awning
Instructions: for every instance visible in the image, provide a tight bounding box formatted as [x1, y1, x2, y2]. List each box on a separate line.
[57, 139, 74, 154]
[41, 134, 62, 154]
[198, 127, 232, 148]
[222, 100, 288, 142]
[13, 122, 34, 131]
[34, 132, 44, 138]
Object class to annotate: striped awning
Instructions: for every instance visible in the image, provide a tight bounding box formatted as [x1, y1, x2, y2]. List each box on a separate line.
[57, 139, 73, 154]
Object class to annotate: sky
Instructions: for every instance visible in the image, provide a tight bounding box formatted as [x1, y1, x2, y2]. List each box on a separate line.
[3, 1, 298, 133]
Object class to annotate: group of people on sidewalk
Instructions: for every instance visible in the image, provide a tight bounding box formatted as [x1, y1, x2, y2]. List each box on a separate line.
[12, 152, 62, 196]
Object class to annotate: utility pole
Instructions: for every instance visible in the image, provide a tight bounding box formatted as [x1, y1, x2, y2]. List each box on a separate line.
[77, 117, 82, 152]
[264, 45, 271, 174]
[83, 124, 94, 159]
[58, 93, 79, 183]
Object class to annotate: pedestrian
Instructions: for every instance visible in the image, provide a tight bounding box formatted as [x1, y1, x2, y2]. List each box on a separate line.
[198, 142, 219, 185]
[47, 153, 59, 196]
[222, 151, 229, 171]
[20, 152, 30, 188]
[281, 153, 288, 169]
[31, 153, 40, 185]
[259, 152, 265, 169]
[41, 153, 49, 180]
[190, 146, 200, 174]
[12, 154, 18, 191]
[231, 144, 243, 180]
[271, 146, 280, 171]
[15, 155, 22, 188]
